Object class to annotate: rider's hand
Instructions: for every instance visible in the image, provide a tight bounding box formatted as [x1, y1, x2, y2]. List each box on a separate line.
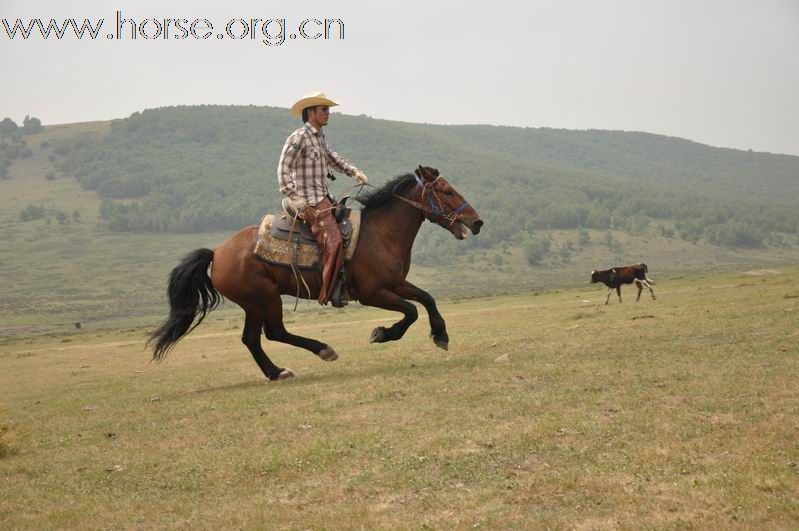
[353, 170, 369, 185]
[289, 194, 307, 212]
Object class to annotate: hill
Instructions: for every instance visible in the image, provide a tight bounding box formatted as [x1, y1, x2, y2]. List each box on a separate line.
[48, 106, 799, 245]
[1, 109, 799, 332]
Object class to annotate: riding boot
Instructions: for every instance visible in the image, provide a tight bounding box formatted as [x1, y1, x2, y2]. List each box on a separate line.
[330, 273, 348, 308]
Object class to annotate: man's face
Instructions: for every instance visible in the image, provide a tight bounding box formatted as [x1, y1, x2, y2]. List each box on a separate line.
[310, 106, 330, 127]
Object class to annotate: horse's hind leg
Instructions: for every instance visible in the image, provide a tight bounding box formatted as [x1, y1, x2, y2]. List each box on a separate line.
[635, 280, 643, 302]
[262, 300, 338, 362]
[395, 280, 448, 350]
[241, 308, 294, 381]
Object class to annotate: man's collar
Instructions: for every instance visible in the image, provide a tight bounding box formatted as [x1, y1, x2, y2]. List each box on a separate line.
[304, 122, 321, 135]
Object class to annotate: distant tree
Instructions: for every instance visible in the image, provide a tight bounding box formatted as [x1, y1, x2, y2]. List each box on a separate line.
[20, 147, 33, 159]
[0, 117, 18, 137]
[675, 220, 704, 243]
[72, 210, 81, 222]
[22, 115, 43, 134]
[55, 211, 68, 224]
[45, 171, 55, 181]
[578, 227, 590, 247]
[559, 242, 573, 263]
[657, 224, 672, 238]
[493, 254, 504, 267]
[707, 221, 763, 248]
[524, 235, 552, 266]
[52, 144, 70, 156]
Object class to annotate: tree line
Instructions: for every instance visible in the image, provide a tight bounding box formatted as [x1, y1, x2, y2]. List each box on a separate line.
[47, 106, 799, 255]
[0, 115, 44, 179]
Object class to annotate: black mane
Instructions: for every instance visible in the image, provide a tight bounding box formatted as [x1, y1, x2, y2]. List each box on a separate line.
[355, 173, 417, 210]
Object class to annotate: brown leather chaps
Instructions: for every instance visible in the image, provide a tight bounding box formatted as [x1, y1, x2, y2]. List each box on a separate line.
[304, 197, 344, 305]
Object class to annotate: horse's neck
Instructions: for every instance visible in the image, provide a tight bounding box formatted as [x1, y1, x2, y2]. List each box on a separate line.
[364, 199, 424, 252]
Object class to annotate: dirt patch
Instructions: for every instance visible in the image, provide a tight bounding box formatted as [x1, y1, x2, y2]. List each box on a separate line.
[742, 269, 781, 276]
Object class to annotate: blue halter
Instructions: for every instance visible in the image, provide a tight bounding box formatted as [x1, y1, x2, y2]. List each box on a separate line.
[412, 174, 469, 224]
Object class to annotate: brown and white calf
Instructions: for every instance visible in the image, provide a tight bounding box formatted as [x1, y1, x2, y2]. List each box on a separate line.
[590, 263, 656, 304]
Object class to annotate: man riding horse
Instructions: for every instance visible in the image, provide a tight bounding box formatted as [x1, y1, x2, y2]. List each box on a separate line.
[277, 91, 368, 307]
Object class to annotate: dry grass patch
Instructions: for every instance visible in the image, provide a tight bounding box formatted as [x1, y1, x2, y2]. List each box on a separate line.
[1, 268, 798, 528]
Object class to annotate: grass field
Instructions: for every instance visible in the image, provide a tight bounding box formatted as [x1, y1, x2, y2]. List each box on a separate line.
[2, 267, 798, 529]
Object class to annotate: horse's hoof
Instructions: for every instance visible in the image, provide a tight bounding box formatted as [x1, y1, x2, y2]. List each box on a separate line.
[433, 336, 449, 351]
[318, 346, 339, 362]
[369, 326, 387, 343]
[277, 368, 295, 380]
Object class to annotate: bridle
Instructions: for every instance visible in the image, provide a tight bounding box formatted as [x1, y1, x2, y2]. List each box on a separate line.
[392, 174, 470, 228]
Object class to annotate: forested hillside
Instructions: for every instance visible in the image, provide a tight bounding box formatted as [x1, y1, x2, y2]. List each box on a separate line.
[49, 105, 799, 253]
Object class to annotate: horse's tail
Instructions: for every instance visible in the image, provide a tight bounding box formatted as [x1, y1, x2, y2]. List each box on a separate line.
[148, 248, 221, 362]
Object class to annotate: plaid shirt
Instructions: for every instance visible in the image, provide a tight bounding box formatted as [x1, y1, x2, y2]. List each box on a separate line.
[277, 123, 358, 206]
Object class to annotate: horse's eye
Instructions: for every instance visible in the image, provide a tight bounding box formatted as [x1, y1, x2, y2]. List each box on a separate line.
[442, 190, 454, 196]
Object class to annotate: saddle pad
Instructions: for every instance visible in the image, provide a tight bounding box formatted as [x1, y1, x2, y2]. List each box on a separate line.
[253, 211, 362, 270]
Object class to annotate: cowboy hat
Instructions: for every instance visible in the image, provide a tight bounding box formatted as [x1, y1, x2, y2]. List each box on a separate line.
[290, 91, 340, 118]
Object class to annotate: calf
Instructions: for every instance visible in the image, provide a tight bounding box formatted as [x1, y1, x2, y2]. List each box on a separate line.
[591, 263, 656, 304]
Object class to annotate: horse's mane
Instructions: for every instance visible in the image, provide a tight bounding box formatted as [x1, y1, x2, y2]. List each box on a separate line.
[355, 173, 417, 210]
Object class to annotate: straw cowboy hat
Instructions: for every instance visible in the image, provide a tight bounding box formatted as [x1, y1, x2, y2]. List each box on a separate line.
[290, 91, 340, 118]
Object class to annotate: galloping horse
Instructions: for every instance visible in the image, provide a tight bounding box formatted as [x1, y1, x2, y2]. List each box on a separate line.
[148, 166, 483, 380]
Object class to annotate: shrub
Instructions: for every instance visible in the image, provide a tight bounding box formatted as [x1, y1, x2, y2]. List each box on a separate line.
[19, 204, 46, 221]
[524, 235, 552, 266]
[578, 227, 590, 246]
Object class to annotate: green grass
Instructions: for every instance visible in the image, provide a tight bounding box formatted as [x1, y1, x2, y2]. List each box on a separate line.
[1, 268, 798, 528]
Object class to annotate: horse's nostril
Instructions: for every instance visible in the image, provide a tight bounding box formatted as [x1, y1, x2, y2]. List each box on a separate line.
[471, 219, 484, 234]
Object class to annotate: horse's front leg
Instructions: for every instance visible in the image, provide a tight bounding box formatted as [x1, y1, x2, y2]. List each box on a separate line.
[359, 288, 418, 344]
[395, 280, 448, 350]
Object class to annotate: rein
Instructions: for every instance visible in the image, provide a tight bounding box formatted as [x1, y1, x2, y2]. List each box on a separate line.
[392, 175, 469, 227]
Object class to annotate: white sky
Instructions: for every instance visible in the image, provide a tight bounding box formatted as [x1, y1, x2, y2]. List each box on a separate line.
[2, 0, 798, 155]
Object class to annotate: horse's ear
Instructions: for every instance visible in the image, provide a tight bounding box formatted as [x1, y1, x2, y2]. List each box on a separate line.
[415, 167, 422, 178]
[430, 167, 439, 177]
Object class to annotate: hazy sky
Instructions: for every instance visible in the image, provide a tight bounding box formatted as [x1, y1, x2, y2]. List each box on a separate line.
[2, 0, 798, 155]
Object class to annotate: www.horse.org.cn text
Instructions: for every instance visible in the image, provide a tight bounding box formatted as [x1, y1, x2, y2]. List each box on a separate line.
[1, 10, 345, 46]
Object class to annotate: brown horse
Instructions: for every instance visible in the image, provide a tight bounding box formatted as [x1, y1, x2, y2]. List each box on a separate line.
[148, 166, 483, 380]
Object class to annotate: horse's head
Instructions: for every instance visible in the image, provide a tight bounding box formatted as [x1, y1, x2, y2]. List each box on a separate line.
[411, 165, 483, 240]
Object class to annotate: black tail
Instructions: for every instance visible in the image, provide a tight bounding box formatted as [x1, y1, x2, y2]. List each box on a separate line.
[147, 248, 220, 362]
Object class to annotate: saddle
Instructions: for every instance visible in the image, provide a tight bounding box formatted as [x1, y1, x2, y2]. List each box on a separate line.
[271, 197, 354, 245]
[253, 197, 362, 271]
